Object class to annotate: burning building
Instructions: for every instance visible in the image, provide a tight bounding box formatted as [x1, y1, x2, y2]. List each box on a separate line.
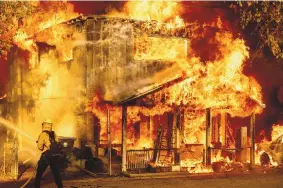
[0, 1, 267, 178]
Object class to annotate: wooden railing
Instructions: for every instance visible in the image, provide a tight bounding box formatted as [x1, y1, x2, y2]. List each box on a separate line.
[126, 149, 154, 169]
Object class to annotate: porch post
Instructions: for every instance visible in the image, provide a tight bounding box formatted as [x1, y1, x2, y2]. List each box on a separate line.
[220, 111, 227, 147]
[250, 113, 255, 166]
[174, 108, 181, 165]
[122, 105, 127, 172]
[146, 116, 150, 138]
[107, 109, 111, 175]
[205, 108, 211, 165]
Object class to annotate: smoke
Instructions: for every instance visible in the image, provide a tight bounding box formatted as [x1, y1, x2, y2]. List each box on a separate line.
[24, 49, 87, 140]
[244, 55, 283, 140]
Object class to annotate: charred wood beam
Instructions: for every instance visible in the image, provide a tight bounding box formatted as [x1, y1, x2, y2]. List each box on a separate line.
[119, 76, 185, 105]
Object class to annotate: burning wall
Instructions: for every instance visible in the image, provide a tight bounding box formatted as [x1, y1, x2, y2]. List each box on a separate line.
[6, 45, 87, 150]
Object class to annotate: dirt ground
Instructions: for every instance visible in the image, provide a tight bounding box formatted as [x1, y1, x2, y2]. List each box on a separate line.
[53, 174, 283, 188]
[1, 170, 283, 188]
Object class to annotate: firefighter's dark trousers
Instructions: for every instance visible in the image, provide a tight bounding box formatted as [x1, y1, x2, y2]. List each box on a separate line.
[34, 152, 63, 188]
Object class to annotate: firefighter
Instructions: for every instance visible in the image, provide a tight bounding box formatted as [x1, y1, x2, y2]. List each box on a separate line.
[34, 119, 63, 188]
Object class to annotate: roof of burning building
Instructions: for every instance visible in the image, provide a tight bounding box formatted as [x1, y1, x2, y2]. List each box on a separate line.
[11, 13, 265, 115]
[32, 15, 190, 105]
[63, 15, 193, 39]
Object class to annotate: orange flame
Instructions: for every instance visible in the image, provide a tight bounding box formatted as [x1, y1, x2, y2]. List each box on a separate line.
[271, 124, 283, 140]
[13, 2, 79, 58]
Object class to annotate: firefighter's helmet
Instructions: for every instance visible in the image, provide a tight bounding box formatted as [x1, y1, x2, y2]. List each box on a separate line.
[42, 119, 53, 131]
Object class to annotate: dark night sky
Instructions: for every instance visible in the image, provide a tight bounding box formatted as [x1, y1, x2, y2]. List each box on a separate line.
[0, 1, 283, 138]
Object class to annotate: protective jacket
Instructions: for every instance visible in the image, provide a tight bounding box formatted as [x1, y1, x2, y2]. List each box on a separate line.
[37, 131, 58, 153]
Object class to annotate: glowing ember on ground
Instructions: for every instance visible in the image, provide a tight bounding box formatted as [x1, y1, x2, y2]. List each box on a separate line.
[181, 159, 213, 173]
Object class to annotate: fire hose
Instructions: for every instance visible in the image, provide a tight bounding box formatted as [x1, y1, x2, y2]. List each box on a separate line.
[20, 163, 50, 188]
[19, 151, 44, 187]
[17, 152, 42, 188]
[20, 152, 54, 188]
[20, 164, 38, 188]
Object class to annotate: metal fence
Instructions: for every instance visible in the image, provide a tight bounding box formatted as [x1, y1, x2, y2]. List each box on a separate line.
[126, 149, 154, 170]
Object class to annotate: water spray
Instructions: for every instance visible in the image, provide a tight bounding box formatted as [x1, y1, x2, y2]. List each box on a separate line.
[0, 117, 36, 142]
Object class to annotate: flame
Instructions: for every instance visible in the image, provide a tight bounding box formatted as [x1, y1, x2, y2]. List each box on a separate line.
[134, 36, 187, 61]
[189, 163, 214, 173]
[107, 1, 183, 23]
[13, 1, 79, 59]
[255, 149, 278, 167]
[183, 110, 206, 144]
[211, 150, 232, 163]
[106, 1, 187, 64]
[255, 124, 283, 167]
[271, 124, 283, 140]
[13, 32, 37, 52]
[146, 31, 262, 119]
[86, 1, 263, 164]
[127, 137, 153, 150]
[181, 159, 213, 173]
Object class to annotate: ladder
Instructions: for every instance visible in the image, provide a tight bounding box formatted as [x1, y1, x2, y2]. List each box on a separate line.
[155, 124, 175, 166]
